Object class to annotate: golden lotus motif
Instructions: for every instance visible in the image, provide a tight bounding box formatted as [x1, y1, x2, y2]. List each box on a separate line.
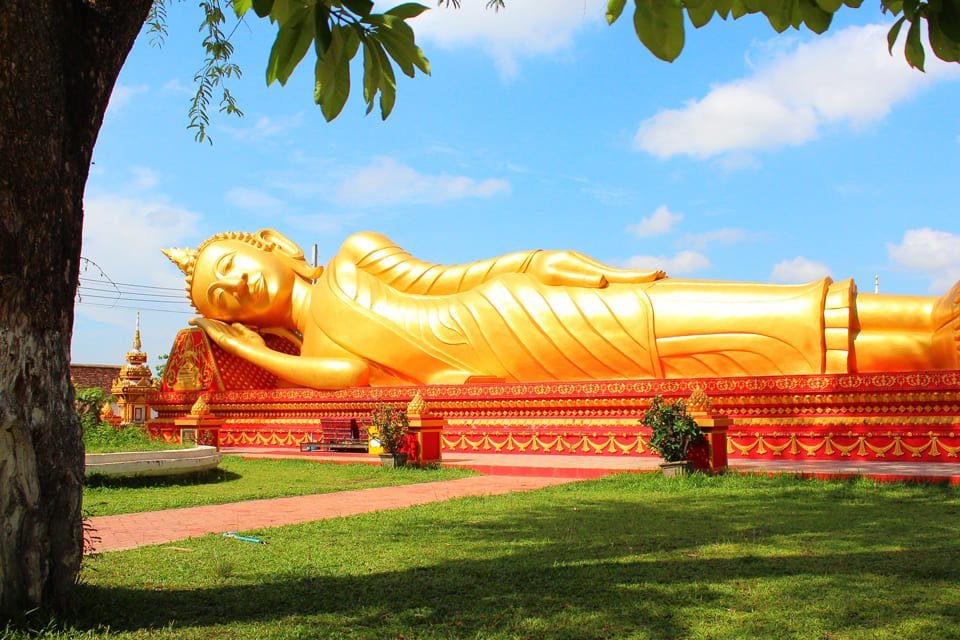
[164, 229, 960, 390]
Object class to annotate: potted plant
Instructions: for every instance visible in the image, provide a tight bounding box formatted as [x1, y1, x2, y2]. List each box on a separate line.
[641, 395, 705, 476]
[370, 403, 410, 468]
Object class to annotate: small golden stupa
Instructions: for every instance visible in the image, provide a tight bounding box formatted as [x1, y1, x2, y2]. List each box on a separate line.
[110, 313, 160, 424]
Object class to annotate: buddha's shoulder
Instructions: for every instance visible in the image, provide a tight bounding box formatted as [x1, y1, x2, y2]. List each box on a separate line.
[339, 231, 396, 254]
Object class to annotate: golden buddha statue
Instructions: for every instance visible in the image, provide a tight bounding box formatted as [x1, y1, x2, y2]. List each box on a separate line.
[164, 229, 959, 390]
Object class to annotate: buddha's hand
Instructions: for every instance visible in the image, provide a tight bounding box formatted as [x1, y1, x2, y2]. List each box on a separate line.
[528, 251, 667, 288]
[189, 318, 266, 356]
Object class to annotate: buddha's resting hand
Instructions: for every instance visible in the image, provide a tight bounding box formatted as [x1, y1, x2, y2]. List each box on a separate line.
[528, 250, 667, 288]
[190, 318, 266, 357]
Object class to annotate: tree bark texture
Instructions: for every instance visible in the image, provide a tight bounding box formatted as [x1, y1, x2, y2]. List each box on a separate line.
[0, 0, 153, 619]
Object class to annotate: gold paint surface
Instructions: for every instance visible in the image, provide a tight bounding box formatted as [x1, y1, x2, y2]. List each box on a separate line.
[166, 230, 960, 390]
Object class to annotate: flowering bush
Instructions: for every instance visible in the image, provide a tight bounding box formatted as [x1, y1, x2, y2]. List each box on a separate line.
[641, 395, 704, 463]
[370, 403, 410, 454]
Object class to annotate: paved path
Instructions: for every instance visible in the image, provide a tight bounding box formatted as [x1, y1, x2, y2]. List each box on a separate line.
[86, 475, 573, 553]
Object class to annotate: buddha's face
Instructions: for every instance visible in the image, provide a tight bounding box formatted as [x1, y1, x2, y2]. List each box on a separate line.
[192, 240, 296, 326]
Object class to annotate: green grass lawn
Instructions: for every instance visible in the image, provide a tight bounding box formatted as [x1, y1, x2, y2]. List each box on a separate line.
[45, 473, 960, 639]
[83, 456, 476, 516]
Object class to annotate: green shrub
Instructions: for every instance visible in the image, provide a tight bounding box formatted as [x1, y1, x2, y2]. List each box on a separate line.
[641, 395, 704, 462]
[74, 385, 111, 433]
[75, 384, 181, 453]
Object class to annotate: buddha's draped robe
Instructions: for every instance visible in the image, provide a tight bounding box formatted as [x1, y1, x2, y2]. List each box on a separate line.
[309, 233, 838, 385]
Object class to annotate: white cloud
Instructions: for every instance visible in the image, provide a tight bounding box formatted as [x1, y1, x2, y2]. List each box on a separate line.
[105, 83, 148, 117]
[82, 194, 201, 292]
[76, 188, 201, 367]
[130, 166, 159, 191]
[887, 228, 960, 294]
[635, 24, 960, 160]
[412, 0, 603, 78]
[223, 113, 304, 141]
[225, 187, 285, 211]
[335, 157, 510, 206]
[162, 78, 193, 96]
[770, 257, 832, 283]
[582, 185, 631, 206]
[682, 228, 749, 250]
[623, 250, 710, 275]
[627, 205, 683, 238]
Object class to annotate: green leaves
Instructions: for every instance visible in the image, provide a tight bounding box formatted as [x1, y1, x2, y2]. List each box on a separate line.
[608, 0, 841, 63]
[601, 0, 960, 72]
[904, 16, 926, 69]
[313, 24, 360, 120]
[189, 1, 245, 144]
[266, 4, 317, 86]
[606, 0, 628, 24]
[633, 0, 686, 62]
[929, 10, 960, 62]
[641, 395, 704, 463]
[237, 0, 430, 121]
[385, 2, 430, 20]
[883, 0, 960, 71]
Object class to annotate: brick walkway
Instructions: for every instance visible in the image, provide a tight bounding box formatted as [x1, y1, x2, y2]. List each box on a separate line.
[86, 475, 573, 553]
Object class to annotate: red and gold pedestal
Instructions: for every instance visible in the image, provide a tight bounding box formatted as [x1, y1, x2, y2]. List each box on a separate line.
[146, 328, 960, 466]
[689, 415, 730, 474]
[405, 392, 444, 467]
[685, 387, 730, 474]
[174, 415, 222, 450]
[175, 396, 222, 450]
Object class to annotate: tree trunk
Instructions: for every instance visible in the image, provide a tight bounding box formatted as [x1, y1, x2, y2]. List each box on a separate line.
[0, 0, 153, 619]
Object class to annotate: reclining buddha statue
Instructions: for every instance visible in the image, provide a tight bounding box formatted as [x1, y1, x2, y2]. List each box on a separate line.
[164, 229, 959, 390]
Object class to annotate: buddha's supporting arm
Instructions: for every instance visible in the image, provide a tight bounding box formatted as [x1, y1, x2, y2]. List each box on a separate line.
[190, 318, 369, 390]
[337, 231, 666, 294]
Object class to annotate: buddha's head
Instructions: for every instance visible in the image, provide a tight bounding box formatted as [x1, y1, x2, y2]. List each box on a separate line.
[164, 229, 322, 327]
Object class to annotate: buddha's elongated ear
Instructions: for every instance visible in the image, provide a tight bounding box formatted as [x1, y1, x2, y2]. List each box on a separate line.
[292, 263, 324, 279]
[254, 229, 323, 279]
[254, 229, 305, 260]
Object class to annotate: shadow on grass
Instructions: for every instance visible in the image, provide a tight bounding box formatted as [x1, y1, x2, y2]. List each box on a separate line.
[73, 475, 960, 638]
[84, 468, 242, 490]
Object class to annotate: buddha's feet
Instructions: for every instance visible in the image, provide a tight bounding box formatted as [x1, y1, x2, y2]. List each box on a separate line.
[932, 281, 960, 370]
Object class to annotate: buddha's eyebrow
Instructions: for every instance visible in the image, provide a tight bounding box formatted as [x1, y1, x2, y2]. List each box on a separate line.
[215, 251, 236, 277]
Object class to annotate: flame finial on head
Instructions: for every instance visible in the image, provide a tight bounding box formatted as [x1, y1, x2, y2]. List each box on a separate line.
[163, 247, 197, 276]
[163, 246, 200, 309]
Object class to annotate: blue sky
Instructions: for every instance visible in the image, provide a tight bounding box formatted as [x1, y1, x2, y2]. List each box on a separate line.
[73, 0, 960, 368]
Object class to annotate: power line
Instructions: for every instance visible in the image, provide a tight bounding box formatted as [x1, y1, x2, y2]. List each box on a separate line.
[77, 292, 192, 305]
[79, 276, 184, 292]
[76, 300, 194, 315]
[79, 284, 187, 299]
[75, 256, 194, 315]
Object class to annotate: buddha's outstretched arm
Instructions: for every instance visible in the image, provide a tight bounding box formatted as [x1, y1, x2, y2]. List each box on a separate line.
[190, 318, 369, 390]
[337, 231, 666, 293]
